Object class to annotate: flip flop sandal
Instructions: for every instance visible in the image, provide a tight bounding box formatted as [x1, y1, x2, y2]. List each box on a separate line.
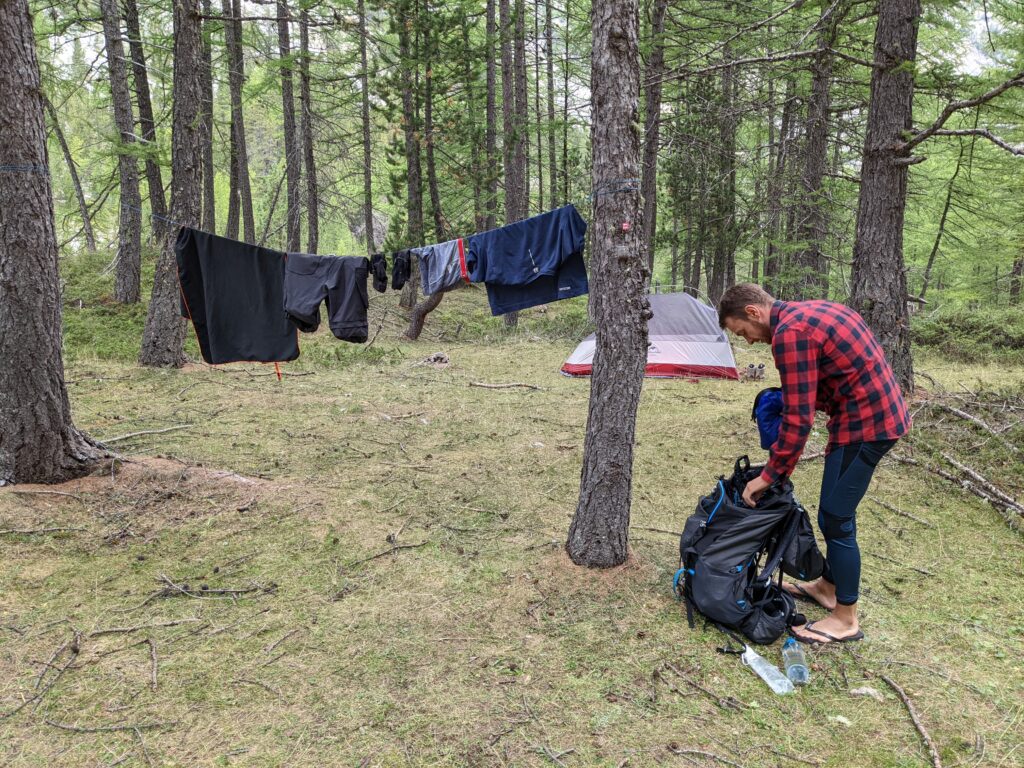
[785, 583, 834, 612]
[791, 620, 865, 646]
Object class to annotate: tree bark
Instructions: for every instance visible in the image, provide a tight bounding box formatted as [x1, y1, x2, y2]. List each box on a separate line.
[764, 77, 795, 294]
[0, 0, 106, 485]
[403, 291, 445, 340]
[534, 0, 543, 213]
[790, 3, 844, 300]
[398, 0, 423, 309]
[849, 0, 920, 394]
[485, 0, 498, 230]
[278, 0, 302, 252]
[43, 96, 96, 251]
[100, 0, 142, 303]
[423, 7, 444, 242]
[503, 0, 528, 328]
[562, 0, 570, 203]
[299, 7, 318, 253]
[1011, 255, 1023, 305]
[199, 0, 216, 232]
[641, 0, 667, 274]
[139, 0, 203, 367]
[357, 0, 375, 253]
[566, 0, 649, 568]
[545, 0, 557, 208]
[123, 0, 168, 242]
[223, 0, 255, 242]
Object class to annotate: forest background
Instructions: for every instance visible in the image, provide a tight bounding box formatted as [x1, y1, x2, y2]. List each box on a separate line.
[37, 0, 1024, 335]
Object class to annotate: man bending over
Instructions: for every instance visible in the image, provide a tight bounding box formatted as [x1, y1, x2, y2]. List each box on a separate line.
[717, 284, 910, 645]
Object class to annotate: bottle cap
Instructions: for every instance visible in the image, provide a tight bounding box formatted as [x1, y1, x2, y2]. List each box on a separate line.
[783, 637, 795, 648]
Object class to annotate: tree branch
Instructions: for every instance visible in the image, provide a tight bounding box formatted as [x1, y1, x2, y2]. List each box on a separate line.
[901, 71, 1024, 152]
[926, 129, 1024, 156]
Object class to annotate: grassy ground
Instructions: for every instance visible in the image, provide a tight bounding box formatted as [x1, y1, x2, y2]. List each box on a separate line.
[2, 272, 1023, 767]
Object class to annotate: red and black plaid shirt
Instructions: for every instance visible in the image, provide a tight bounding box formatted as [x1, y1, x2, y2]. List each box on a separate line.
[761, 300, 910, 484]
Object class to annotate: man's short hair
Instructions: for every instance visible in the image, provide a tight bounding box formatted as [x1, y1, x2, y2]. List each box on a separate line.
[717, 283, 775, 328]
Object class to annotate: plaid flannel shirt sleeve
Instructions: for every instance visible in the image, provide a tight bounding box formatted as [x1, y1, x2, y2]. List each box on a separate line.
[761, 325, 820, 484]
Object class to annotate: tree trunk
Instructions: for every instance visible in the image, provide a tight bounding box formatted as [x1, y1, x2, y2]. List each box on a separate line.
[199, 0, 216, 232]
[504, 0, 528, 328]
[849, 0, 920, 395]
[139, 0, 203, 367]
[299, 7, 318, 253]
[100, 0, 142, 303]
[919, 139, 965, 300]
[423, 7, 444, 242]
[566, 0, 649, 568]
[223, 0, 255, 242]
[226, 117, 240, 239]
[278, 0, 302, 252]
[403, 291, 445, 340]
[641, 0, 667, 274]
[398, 0, 423, 309]
[1011, 256, 1023, 305]
[764, 77, 795, 294]
[546, 0, 556, 208]
[43, 96, 96, 251]
[358, 0, 375, 253]
[562, 0, 570, 203]
[0, 0, 106, 485]
[485, 0, 498, 230]
[123, 0, 168, 242]
[790, 3, 844, 300]
[534, 0, 543, 213]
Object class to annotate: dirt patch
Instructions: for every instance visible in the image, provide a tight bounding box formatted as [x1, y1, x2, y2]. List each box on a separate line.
[0, 456, 287, 543]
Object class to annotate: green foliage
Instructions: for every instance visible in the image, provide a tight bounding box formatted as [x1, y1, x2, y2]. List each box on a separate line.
[912, 307, 1024, 363]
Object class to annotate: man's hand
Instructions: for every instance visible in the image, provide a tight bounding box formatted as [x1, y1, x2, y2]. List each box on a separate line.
[742, 475, 771, 507]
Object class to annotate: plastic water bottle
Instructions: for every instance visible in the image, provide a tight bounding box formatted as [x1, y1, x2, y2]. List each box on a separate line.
[741, 645, 795, 694]
[782, 638, 809, 686]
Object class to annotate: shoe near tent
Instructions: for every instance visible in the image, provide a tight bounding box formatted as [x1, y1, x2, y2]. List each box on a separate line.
[561, 292, 739, 380]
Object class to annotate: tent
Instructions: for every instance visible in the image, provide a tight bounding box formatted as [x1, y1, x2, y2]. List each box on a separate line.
[561, 292, 739, 379]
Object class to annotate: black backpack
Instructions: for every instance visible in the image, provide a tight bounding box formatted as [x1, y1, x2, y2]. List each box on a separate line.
[674, 456, 825, 645]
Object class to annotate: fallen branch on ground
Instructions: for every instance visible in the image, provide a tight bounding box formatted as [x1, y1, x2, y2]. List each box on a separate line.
[101, 424, 193, 444]
[666, 746, 748, 768]
[930, 403, 1019, 455]
[44, 719, 177, 734]
[0, 526, 87, 535]
[470, 381, 541, 390]
[879, 673, 943, 768]
[662, 662, 744, 711]
[9, 490, 83, 500]
[866, 496, 934, 528]
[88, 619, 200, 638]
[343, 541, 429, 569]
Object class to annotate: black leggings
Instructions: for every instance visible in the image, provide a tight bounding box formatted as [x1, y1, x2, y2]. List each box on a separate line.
[818, 440, 896, 605]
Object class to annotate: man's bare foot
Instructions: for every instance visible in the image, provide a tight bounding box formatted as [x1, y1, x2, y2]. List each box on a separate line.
[783, 579, 837, 611]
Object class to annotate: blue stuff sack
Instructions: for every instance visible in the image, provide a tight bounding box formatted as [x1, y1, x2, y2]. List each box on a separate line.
[751, 387, 783, 451]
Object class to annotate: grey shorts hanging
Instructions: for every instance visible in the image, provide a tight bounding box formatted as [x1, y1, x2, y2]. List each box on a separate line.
[284, 253, 370, 343]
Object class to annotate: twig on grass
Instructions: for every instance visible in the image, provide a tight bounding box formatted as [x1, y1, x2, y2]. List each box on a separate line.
[879, 673, 943, 768]
[0, 526, 87, 535]
[88, 619, 200, 638]
[146, 639, 158, 691]
[666, 746, 747, 768]
[232, 677, 289, 703]
[863, 552, 934, 577]
[44, 719, 177, 733]
[264, 628, 300, 654]
[9, 490, 83, 501]
[866, 496, 934, 528]
[661, 663, 744, 711]
[0, 634, 80, 720]
[343, 541, 429, 569]
[535, 745, 575, 767]
[470, 381, 541, 390]
[101, 424, 193, 444]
